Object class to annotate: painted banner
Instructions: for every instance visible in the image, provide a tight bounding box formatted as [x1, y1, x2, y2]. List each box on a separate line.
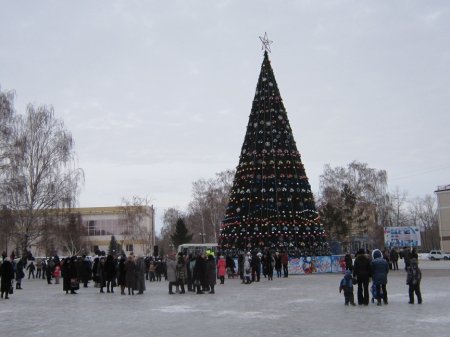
[384, 226, 421, 247]
[232, 255, 346, 275]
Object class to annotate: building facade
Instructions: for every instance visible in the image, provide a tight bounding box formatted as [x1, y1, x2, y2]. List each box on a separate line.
[436, 185, 450, 252]
[79, 206, 155, 256]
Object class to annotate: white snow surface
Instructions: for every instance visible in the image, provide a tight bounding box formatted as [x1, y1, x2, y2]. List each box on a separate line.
[1, 260, 449, 337]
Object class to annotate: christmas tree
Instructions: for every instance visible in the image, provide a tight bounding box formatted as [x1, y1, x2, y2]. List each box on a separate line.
[219, 36, 328, 257]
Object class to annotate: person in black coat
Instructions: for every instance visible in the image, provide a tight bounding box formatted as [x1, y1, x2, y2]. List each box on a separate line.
[353, 248, 371, 305]
[251, 252, 261, 282]
[389, 248, 399, 270]
[205, 254, 217, 294]
[117, 256, 126, 295]
[80, 255, 92, 288]
[61, 258, 71, 294]
[15, 259, 25, 289]
[0, 258, 14, 299]
[192, 254, 206, 294]
[104, 254, 116, 293]
[344, 253, 353, 272]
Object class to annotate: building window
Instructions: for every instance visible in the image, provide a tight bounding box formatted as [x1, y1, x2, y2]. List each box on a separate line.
[88, 220, 96, 236]
[126, 244, 133, 252]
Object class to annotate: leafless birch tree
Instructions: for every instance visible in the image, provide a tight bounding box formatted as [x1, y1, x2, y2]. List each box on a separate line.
[2, 104, 83, 255]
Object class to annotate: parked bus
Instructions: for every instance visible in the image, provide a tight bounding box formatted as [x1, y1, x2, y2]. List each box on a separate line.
[177, 243, 218, 256]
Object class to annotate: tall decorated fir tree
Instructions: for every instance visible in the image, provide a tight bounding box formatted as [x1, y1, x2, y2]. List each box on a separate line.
[219, 36, 328, 256]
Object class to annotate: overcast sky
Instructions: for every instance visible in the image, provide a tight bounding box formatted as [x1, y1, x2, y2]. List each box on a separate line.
[1, 0, 449, 233]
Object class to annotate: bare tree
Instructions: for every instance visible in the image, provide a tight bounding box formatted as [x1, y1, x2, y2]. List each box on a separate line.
[188, 169, 234, 243]
[318, 161, 390, 251]
[0, 206, 14, 255]
[2, 104, 83, 255]
[389, 187, 409, 227]
[159, 207, 184, 254]
[0, 87, 15, 175]
[56, 211, 88, 256]
[119, 196, 154, 255]
[409, 195, 439, 251]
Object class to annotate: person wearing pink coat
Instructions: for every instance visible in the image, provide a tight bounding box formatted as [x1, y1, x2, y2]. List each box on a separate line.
[217, 256, 226, 284]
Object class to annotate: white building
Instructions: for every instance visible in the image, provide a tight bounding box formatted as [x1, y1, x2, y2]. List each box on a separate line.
[79, 206, 155, 256]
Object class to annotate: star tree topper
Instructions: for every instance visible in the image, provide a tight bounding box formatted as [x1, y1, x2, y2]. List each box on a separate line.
[259, 32, 273, 53]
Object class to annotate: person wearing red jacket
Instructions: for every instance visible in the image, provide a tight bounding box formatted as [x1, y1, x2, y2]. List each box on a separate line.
[217, 255, 226, 284]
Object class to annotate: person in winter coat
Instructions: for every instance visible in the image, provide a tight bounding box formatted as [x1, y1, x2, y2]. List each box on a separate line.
[15, 259, 25, 289]
[125, 255, 136, 295]
[104, 254, 117, 293]
[251, 252, 261, 282]
[62, 257, 79, 294]
[193, 254, 206, 294]
[80, 255, 92, 288]
[389, 248, 399, 270]
[46, 258, 55, 284]
[62, 258, 71, 293]
[69, 256, 80, 294]
[166, 253, 178, 294]
[92, 258, 100, 287]
[226, 255, 235, 279]
[205, 253, 217, 294]
[175, 255, 187, 294]
[135, 255, 146, 295]
[117, 256, 126, 295]
[155, 260, 164, 282]
[53, 264, 61, 284]
[281, 251, 289, 277]
[97, 257, 106, 293]
[353, 248, 371, 305]
[371, 249, 389, 305]
[36, 259, 43, 279]
[217, 255, 226, 284]
[264, 252, 275, 281]
[402, 247, 411, 271]
[344, 253, 353, 271]
[244, 253, 252, 284]
[238, 253, 245, 282]
[275, 252, 282, 278]
[185, 254, 193, 291]
[0, 257, 14, 299]
[27, 261, 36, 279]
[339, 270, 356, 305]
[406, 258, 422, 304]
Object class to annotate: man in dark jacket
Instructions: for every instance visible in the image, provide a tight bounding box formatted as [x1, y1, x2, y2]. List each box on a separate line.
[80, 255, 92, 288]
[353, 249, 371, 305]
[389, 248, 399, 270]
[104, 254, 117, 293]
[193, 254, 206, 294]
[205, 253, 217, 294]
[0, 258, 14, 299]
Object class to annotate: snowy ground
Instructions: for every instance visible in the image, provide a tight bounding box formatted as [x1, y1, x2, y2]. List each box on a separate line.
[1, 260, 449, 337]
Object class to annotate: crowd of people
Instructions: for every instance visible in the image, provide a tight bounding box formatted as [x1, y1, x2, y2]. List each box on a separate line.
[1, 246, 423, 306]
[339, 246, 422, 306]
[0, 247, 293, 298]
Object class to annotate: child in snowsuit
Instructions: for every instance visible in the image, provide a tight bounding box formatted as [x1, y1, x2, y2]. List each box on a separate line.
[406, 258, 422, 304]
[371, 282, 378, 303]
[339, 270, 356, 305]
